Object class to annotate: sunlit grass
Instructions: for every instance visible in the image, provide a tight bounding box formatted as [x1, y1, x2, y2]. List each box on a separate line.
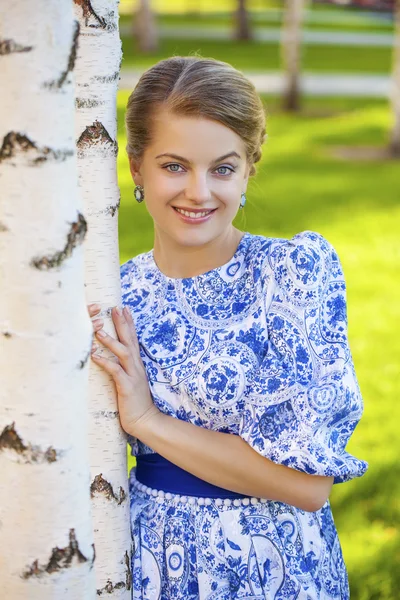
[118, 92, 400, 599]
[120, 11, 394, 33]
[121, 34, 392, 73]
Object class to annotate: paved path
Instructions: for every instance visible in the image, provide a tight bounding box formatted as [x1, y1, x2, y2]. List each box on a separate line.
[120, 24, 395, 47]
[119, 68, 392, 98]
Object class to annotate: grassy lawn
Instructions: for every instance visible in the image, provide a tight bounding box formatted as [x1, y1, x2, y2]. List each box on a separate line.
[118, 91, 400, 599]
[121, 34, 392, 73]
[121, 12, 394, 34]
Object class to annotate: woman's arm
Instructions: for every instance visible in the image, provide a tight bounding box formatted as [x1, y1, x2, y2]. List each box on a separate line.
[133, 409, 334, 513]
[90, 304, 333, 512]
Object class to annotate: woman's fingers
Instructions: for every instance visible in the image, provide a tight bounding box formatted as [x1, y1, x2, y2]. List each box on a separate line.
[92, 318, 104, 332]
[111, 307, 136, 351]
[93, 308, 136, 376]
[123, 306, 140, 349]
[88, 303, 101, 317]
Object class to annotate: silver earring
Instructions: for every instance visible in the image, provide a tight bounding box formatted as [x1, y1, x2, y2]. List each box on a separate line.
[239, 192, 246, 209]
[134, 185, 144, 203]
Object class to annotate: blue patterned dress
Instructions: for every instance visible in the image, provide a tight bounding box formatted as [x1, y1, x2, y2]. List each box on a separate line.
[120, 230, 368, 600]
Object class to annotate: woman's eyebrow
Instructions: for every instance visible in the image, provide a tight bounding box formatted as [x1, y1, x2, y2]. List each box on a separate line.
[155, 151, 241, 163]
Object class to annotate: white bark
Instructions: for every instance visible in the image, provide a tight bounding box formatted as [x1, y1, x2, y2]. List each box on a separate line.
[390, 0, 400, 156]
[0, 1, 96, 598]
[73, 1, 132, 597]
[281, 0, 306, 111]
[134, 0, 159, 53]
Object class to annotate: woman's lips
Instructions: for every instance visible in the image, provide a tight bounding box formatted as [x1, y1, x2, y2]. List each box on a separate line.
[172, 206, 217, 224]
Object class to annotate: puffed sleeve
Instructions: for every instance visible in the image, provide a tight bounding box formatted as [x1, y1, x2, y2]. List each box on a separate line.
[239, 231, 368, 484]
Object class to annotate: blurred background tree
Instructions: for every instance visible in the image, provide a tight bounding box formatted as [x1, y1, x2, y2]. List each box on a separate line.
[281, 0, 306, 111]
[133, 0, 159, 53]
[236, 0, 253, 40]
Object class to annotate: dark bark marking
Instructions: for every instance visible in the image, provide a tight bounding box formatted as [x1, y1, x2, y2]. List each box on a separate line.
[125, 550, 132, 590]
[0, 39, 33, 55]
[74, 0, 106, 28]
[107, 196, 120, 217]
[76, 121, 118, 157]
[75, 97, 104, 109]
[96, 549, 132, 595]
[44, 21, 80, 89]
[78, 345, 92, 369]
[31, 213, 87, 270]
[92, 71, 119, 84]
[97, 410, 119, 419]
[97, 580, 125, 595]
[90, 474, 127, 505]
[0, 221, 9, 232]
[0, 423, 58, 464]
[22, 529, 94, 579]
[0, 132, 73, 166]
[3, 331, 12, 338]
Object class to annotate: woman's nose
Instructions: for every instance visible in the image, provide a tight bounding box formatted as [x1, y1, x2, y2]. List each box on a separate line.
[184, 173, 212, 203]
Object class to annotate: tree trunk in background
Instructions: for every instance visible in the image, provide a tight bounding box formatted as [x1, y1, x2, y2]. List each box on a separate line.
[0, 1, 96, 598]
[73, 1, 132, 597]
[390, 0, 400, 156]
[134, 0, 159, 54]
[281, 0, 306, 112]
[235, 0, 252, 41]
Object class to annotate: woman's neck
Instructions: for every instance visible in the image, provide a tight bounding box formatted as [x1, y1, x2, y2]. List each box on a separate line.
[152, 227, 244, 279]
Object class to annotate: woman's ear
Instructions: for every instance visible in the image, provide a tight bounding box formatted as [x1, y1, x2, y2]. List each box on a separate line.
[243, 163, 251, 192]
[128, 156, 143, 186]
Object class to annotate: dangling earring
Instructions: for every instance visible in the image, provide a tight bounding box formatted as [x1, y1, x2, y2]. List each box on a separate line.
[134, 184, 144, 203]
[239, 192, 247, 209]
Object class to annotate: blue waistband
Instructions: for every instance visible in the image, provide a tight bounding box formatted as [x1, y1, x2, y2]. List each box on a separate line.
[135, 453, 247, 499]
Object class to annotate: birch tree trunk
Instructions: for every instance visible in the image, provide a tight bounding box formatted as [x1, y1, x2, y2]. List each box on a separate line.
[389, 0, 400, 156]
[281, 0, 306, 112]
[73, 1, 132, 597]
[0, 1, 96, 598]
[134, 0, 159, 54]
[235, 0, 252, 42]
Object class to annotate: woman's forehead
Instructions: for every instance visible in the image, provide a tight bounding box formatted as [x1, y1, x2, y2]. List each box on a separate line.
[148, 110, 246, 159]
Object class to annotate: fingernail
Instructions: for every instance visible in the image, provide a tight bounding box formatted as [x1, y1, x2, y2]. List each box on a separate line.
[115, 306, 122, 316]
[96, 330, 106, 338]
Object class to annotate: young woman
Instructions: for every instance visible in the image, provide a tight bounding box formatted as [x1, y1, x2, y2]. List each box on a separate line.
[89, 56, 368, 599]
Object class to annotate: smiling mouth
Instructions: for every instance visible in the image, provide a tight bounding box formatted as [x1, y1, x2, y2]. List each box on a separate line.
[173, 207, 217, 219]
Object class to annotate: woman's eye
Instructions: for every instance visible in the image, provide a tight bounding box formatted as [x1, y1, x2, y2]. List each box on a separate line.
[165, 164, 183, 173]
[216, 166, 234, 175]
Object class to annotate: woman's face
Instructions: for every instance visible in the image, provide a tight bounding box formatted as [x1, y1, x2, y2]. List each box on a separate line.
[129, 107, 250, 249]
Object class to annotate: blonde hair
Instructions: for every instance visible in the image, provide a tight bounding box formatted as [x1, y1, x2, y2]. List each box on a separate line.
[125, 55, 266, 176]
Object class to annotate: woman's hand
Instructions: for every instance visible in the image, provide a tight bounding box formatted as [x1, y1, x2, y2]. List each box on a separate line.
[88, 303, 160, 436]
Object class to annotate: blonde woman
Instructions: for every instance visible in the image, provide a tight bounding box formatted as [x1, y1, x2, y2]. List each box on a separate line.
[89, 56, 368, 599]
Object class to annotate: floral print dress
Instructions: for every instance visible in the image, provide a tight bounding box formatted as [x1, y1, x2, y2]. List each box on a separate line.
[120, 230, 368, 600]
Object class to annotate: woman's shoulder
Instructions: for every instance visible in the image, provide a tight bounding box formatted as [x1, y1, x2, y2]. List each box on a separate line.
[258, 230, 343, 308]
[249, 230, 344, 306]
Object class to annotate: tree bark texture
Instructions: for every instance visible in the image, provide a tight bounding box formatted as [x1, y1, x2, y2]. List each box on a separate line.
[72, 1, 132, 597]
[0, 1, 96, 598]
[134, 0, 159, 54]
[281, 0, 306, 112]
[390, 0, 400, 156]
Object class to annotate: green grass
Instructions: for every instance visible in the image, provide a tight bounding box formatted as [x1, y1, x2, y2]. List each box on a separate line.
[120, 2, 394, 74]
[121, 12, 394, 34]
[121, 35, 392, 73]
[118, 91, 400, 599]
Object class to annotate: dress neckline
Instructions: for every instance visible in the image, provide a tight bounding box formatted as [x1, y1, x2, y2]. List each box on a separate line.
[149, 232, 251, 282]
